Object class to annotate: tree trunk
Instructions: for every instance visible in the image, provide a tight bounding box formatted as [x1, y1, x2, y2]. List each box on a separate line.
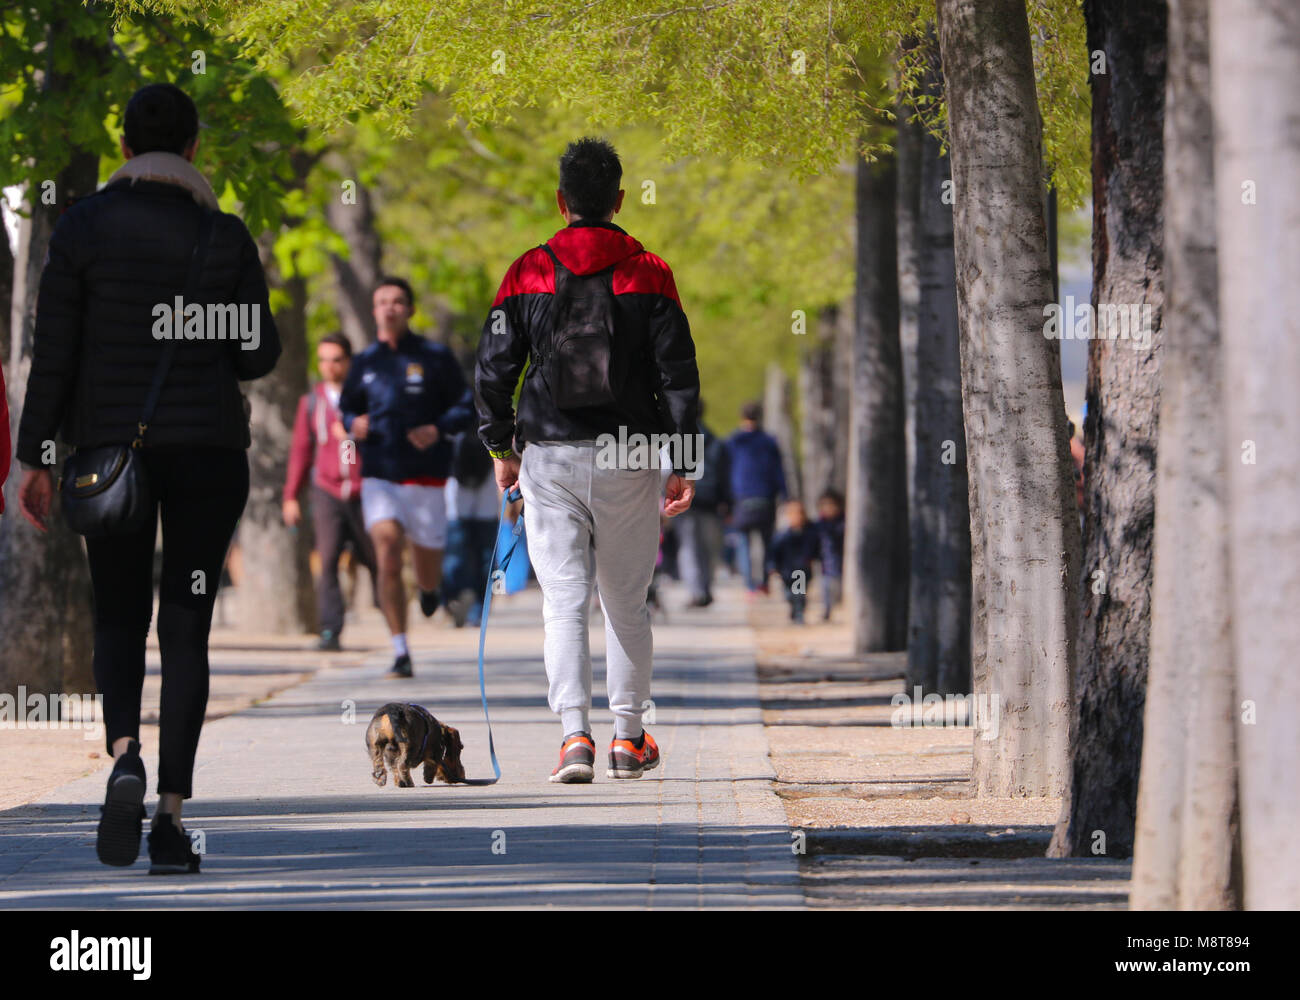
[1211, 0, 1300, 910]
[233, 222, 316, 634]
[798, 304, 843, 505]
[0, 18, 107, 696]
[846, 153, 908, 654]
[0, 158, 100, 696]
[904, 51, 970, 696]
[935, 0, 1081, 796]
[325, 153, 383, 353]
[1130, 0, 1239, 910]
[762, 361, 800, 502]
[1051, 0, 1167, 859]
[897, 105, 922, 523]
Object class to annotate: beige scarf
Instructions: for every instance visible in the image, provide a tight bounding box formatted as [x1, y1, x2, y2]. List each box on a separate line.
[106, 151, 219, 210]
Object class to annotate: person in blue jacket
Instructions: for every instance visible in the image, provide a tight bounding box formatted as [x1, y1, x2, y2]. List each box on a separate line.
[726, 401, 787, 594]
[339, 277, 475, 678]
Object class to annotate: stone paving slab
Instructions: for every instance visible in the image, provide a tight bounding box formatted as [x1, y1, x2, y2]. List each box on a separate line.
[0, 584, 803, 910]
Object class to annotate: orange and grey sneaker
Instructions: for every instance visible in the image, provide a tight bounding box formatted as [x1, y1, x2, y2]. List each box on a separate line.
[549, 732, 595, 783]
[607, 730, 661, 779]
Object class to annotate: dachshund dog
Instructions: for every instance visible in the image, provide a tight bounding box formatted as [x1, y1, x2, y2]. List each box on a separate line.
[365, 703, 466, 787]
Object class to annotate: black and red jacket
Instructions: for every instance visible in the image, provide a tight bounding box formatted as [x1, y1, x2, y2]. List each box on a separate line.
[474, 220, 700, 465]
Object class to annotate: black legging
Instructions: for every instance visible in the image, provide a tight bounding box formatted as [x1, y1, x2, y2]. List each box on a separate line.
[84, 445, 249, 798]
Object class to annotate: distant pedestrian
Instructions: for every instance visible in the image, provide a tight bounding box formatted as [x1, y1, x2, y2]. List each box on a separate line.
[441, 431, 500, 628]
[339, 276, 476, 679]
[814, 489, 845, 621]
[726, 401, 786, 594]
[675, 400, 731, 608]
[766, 500, 819, 623]
[283, 332, 380, 651]
[14, 83, 280, 873]
[475, 136, 700, 784]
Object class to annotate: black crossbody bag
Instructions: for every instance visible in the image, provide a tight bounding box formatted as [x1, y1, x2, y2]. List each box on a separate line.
[59, 209, 215, 538]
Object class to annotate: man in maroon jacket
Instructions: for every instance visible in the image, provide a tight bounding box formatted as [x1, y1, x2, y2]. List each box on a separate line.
[283, 332, 379, 650]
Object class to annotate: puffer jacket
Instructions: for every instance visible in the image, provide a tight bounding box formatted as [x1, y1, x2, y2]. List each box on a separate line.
[15, 158, 280, 467]
[474, 220, 700, 470]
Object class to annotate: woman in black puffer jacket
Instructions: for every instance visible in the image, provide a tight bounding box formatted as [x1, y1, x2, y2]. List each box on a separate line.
[14, 84, 280, 874]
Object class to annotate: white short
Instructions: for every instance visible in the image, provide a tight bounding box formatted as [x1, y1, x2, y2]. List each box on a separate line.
[360, 478, 448, 549]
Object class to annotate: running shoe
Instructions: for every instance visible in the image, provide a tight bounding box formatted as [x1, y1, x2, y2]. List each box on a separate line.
[549, 732, 595, 783]
[418, 588, 440, 618]
[385, 653, 413, 679]
[607, 730, 661, 779]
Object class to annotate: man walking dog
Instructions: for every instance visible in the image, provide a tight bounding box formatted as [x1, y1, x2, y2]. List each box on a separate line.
[475, 137, 700, 782]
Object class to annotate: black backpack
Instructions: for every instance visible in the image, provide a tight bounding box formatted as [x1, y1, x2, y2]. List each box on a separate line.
[537, 244, 639, 410]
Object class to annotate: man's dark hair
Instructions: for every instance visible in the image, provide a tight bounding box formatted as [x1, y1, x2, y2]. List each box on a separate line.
[818, 489, 844, 509]
[318, 332, 352, 358]
[374, 276, 415, 308]
[741, 401, 763, 424]
[124, 84, 199, 156]
[558, 137, 622, 219]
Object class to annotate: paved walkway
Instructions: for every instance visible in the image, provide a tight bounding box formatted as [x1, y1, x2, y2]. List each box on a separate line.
[0, 583, 802, 909]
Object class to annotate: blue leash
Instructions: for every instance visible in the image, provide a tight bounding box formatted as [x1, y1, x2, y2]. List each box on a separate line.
[463, 484, 523, 786]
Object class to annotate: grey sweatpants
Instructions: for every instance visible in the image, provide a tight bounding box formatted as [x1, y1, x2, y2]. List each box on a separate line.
[517, 441, 662, 739]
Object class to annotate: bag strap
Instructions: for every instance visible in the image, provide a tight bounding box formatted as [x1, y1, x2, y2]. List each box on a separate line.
[134, 208, 216, 448]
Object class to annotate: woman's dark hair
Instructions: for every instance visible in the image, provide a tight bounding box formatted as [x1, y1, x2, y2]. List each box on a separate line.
[124, 83, 199, 156]
[318, 332, 352, 358]
[452, 432, 494, 488]
[374, 276, 415, 308]
[558, 137, 622, 219]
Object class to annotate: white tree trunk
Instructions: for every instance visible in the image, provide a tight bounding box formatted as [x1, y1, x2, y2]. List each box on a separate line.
[762, 361, 800, 503]
[935, 0, 1081, 796]
[1211, 0, 1300, 910]
[1131, 0, 1238, 911]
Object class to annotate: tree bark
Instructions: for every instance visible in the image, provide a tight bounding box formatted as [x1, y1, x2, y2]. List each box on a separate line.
[762, 362, 800, 502]
[905, 51, 970, 696]
[798, 304, 846, 504]
[325, 153, 384, 353]
[234, 171, 316, 634]
[0, 162, 100, 695]
[935, 0, 1081, 796]
[1051, 0, 1167, 859]
[846, 153, 908, 653]
[1130, 0, 1238, 910]
[1211, 0, 1300, 910]
[897, 106, 922, 522]
[0, 21, 106, 697]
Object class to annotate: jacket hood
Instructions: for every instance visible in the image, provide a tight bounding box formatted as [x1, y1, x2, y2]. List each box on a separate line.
[546, 221, 643, 276]
[106, 152, 220, 210]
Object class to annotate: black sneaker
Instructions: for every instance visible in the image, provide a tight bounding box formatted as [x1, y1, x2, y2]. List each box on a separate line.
[96, 739, 147, 867]
[385, 653, 413, 679]
[316, 630, 341, 651]
[147, 815, 201, 875]
[418, 588, 440, 618]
